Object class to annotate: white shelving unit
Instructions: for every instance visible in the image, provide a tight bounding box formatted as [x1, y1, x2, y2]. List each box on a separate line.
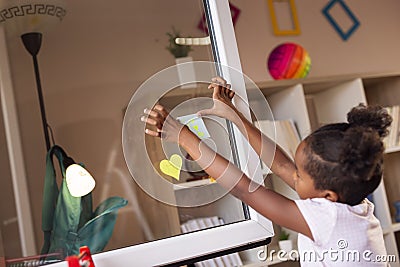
[385, 146, 400, 154]
[172, 178, 217, 191]
[248, 72, 400, 267]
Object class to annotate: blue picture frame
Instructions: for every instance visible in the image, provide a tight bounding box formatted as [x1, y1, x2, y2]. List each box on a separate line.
[322, 0, 360, 41]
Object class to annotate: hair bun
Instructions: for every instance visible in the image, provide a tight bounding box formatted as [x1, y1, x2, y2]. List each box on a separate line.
[347, 103, 392, 138]
[340, 127, 383, 182]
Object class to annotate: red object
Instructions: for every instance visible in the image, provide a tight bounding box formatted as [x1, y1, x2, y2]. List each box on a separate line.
[66, 256, 80, 267]
[66, 246, 95, 267]
[80, 246, 95, 267]
[197, 2, 241, 34]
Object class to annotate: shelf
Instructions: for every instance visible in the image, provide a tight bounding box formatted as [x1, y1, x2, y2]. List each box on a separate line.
[385, 146, 400, 154]
[383, 227, 392, 235]
[254, 71, 400, 95]
[382, 222, 400, 235]
[392, 222, 400, 232]
[173, 178, 217, 191]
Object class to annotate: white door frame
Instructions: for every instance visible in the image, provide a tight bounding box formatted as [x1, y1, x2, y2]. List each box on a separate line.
[0, 26, 37, 256]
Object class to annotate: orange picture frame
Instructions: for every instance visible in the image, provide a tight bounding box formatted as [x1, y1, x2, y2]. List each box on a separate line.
[267, 0, 301, 36]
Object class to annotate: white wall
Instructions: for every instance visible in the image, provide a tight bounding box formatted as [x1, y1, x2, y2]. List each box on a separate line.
[233, 0, 400, 81]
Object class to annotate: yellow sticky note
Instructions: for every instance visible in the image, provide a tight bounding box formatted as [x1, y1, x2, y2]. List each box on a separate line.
[160, 154, 182, 180]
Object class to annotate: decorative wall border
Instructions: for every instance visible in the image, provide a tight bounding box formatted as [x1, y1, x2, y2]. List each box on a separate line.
[0, 4, 66, 23]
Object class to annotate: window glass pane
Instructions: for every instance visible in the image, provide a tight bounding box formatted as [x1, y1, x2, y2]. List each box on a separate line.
[3, 1, 273, 264]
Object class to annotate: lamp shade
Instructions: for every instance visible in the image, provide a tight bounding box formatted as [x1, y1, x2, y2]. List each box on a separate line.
[65, 163, 96, 197]
[0, 0, 66, 38]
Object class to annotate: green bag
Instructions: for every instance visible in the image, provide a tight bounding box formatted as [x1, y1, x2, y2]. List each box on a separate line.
[41, 145, 128, 257]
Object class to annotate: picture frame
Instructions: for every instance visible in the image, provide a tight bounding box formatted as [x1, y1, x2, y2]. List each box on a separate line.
[267, 0, 301, 36]
[322, 0, 360, 41]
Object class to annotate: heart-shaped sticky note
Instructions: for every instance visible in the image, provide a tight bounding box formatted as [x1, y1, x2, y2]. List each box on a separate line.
[159, 154, 182, 180]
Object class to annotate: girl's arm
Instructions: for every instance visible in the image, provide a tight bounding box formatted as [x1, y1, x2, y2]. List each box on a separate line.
[142, 104, 312, 239]
[198, 77, 296, 189]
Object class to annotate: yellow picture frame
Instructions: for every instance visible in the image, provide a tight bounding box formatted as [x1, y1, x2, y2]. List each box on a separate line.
[267, 0, 301, 36]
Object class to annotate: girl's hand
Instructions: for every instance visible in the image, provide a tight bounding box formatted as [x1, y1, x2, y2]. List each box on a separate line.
[197, 77, 238, 121]
[141, 104, 184, 143]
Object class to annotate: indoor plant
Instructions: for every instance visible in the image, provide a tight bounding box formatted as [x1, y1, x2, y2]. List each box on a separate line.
[166, 27, 192, 59]
[166, 27, 195, 88]
[278, 229, 293, 253]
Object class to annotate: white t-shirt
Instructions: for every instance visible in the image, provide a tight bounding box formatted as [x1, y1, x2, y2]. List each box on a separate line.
[295, 198, 388, 266]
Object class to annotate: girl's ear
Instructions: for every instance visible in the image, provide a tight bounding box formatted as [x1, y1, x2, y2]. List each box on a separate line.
[323, 190, 339, 202]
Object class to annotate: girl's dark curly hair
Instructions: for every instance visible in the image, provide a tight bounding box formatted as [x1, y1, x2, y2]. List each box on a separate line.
[303, 104, 392, 205]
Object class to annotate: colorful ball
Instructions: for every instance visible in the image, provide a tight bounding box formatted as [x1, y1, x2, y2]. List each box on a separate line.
[267, 43, 311, 80]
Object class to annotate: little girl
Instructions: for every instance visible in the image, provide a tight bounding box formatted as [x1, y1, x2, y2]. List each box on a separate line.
[142, 77, 392, 266]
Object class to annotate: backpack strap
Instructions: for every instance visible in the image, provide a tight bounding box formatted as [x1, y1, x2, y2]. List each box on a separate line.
[40, 145, 67, 254]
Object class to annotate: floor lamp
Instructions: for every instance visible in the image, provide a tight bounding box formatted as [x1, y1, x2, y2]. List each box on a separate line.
[20, 31, 96, 197]
[21, 32, 51, 151]
[19, 26, 128, 258]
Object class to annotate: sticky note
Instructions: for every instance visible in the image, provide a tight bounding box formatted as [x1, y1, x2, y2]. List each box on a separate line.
[177, 114, 210, 139]
[160, 154, 182, 180]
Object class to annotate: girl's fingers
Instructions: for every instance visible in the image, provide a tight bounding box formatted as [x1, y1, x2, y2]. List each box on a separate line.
[144, 105, 169, 121]
[212, 76, 227, 86]
[143, 104, 177, 140]
[209, 84, 236, 101]
[141, 116, 161, 128]
[223, 86, 231, 96]
[144, 108, 163, 120]
[210, 83, 222, 96]
[154, 104, 168, 116]
[208, 81, 220, 89]
[209, 77, 233, 97]
[142, 107, 166, 131]
[144, 128, 160, 137]
[221, 84, 234, 99]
